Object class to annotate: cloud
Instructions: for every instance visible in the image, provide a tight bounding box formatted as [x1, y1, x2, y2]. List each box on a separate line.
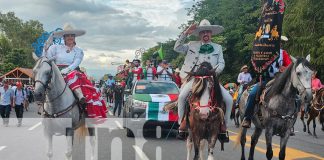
[0, 0, 195, 79]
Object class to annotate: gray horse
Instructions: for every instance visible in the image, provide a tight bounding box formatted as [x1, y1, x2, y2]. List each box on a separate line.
[32, 53, 95, 160]
[236, 58, 313, 160]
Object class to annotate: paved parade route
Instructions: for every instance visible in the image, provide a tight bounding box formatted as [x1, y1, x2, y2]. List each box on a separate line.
[0, 103, 323, 160]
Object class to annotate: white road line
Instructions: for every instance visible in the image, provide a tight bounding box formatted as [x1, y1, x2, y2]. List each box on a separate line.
[133, 145, 149, 160]
[114, 121, 123, 129]
[0, 146, 7, 151]
[28, 122, 42, 131]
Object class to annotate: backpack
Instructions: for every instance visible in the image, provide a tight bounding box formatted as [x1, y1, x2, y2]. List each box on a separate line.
[15, 89, 25, 97]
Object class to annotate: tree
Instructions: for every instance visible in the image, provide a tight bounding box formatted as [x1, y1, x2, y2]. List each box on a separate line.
[0, 12, 44, 73]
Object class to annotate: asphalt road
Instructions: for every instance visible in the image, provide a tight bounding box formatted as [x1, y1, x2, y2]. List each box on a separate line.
[0, 102, 323, 160]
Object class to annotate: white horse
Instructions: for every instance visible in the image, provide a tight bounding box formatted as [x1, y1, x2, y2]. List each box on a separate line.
[32, 53, 95, 160]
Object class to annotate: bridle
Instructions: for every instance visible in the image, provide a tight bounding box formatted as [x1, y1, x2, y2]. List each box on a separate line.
[34, 60, 76, 118]
[293, 63, 312, 96]
[34, 60, 68, 103]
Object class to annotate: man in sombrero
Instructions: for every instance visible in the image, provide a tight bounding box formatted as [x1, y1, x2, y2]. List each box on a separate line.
[174, 19, 233, 140]
[44, 24, 107, 121]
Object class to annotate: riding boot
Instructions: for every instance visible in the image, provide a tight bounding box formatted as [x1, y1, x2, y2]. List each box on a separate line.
[177, 120, 188, 140]
[73, 87, 86, 104]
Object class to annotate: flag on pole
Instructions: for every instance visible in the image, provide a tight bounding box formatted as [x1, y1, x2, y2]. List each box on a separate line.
[251, 0, 285, 74]
[157, 45, 164, 60]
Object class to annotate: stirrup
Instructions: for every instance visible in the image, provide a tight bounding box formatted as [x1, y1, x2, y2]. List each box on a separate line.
[242, 118, 251, 128]
[218, 131, 229, 143]
[177, 131, 188, 140]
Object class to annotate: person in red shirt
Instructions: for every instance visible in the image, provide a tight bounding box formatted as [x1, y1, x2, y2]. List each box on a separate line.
[131, 59, 143, 83]
[173, 68, 182, 87]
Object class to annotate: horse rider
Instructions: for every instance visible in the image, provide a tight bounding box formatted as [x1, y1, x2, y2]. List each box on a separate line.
[302, 71, 324, 118]
[174, 19, 233, 139]
[45, 23, 107, 120]
[143, 59, 157, 80]
[235, 65, 252, 107]
[242, 35, 292, 128]
[105, 74, 116, 89]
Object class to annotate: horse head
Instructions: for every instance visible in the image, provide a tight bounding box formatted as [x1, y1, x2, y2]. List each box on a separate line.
[291, 58, 313, 103]
[32, 52, 56, 101]
[190, 62, 222, 120]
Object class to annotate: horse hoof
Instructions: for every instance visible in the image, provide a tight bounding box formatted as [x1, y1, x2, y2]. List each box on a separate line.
[207, 155, 214, 160]
[308, 132, 312, 135]
[314, 134, 318, 138]
[321, 127, 324, 132]
[303, 128, 306, 132]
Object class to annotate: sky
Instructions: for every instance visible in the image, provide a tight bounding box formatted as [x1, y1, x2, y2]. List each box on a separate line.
[0, 0, 196, 80]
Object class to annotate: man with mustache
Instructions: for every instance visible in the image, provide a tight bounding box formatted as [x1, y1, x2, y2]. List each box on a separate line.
[174, 19, 233, 140]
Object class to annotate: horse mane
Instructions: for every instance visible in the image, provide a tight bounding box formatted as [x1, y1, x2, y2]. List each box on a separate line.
[267, 58, 312, 98]
[191, 62, 223, 106]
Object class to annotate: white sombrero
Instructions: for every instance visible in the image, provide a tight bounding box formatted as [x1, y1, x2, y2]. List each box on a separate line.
[281, 36, 288, 41]
[192, 19, 224, 36]
[53, 23, 86, 38]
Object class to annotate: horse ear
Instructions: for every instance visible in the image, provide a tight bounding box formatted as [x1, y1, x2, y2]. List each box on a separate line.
[290, 55, 297, 63]
[32, 52, 39, 61]
[208, 68, 217, 75]
[185, 71, 195, 76]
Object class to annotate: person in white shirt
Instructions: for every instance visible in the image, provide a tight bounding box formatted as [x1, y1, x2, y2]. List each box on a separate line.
[0, 81, 14, 127]
[45, 24, 86, 104]
[235, 65, 252, 107]
[13, 82, 27, 127]
[156, 60, 173, 81]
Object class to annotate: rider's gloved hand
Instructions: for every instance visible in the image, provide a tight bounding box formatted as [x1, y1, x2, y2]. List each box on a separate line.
[61, 68, 70, 75]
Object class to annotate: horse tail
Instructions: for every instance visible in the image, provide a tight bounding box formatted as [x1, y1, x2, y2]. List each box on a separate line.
[234, 125, 243, 149]
[75, 123, 88, 139]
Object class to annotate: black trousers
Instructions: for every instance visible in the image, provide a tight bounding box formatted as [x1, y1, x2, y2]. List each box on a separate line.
[113, 100, 123, 116]
[0, 105, 11, 124]
[15, 104, 24, 123]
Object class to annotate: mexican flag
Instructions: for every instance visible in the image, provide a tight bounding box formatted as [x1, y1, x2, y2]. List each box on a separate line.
[133, 94, 178, 121]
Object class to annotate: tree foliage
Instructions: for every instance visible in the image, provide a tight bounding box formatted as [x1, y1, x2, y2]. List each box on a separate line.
[142, 0, 324, 82]
[0, 12, 44, 74]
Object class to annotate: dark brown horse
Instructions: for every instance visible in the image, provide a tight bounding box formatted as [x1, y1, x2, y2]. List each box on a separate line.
[300, 88, 324, 138]
[185, 62, 225, 160]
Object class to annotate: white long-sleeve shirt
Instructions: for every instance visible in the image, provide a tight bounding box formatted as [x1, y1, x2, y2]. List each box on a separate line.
[45, 44, 84, 70]
[237, 72, 252, 84]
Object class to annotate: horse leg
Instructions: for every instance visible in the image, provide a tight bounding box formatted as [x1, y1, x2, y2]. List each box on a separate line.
[278, 131, 290, 160]
[240, 127, 248, 160]
[192, 135, 200, 160]
[46, 134, 53, 160]
[207, 135, 217, 160]
[248, 127, 263, 160]
[235, 109, 240, 128]
[88, 128, 96, 160]
[199, 139, 206, 160]
[265, 128, 274, 160]
[186, 135, 193, 160]
[65, 128, 74, 160]
[313, 117, 317, 138]
[301, 111, 306, 132]
[307, 116, 312, 135]
[66, 136, 73, 160]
